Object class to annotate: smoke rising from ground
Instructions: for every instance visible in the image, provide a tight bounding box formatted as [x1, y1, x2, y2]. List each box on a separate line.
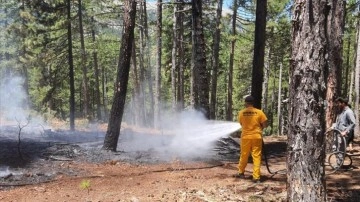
[0, 74, 240, 161]
[0, 76, 28, 122]
[0, 74, 47, 135]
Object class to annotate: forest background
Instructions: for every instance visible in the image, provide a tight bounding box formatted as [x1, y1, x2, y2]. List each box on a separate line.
[0, 0, 359, 137]
[1, 0, 360, 200]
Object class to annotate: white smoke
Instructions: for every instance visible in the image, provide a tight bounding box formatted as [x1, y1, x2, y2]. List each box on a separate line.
[0, 73, 240, 161]
[0, 76, 28, 122]
[0, 74, 47, 136]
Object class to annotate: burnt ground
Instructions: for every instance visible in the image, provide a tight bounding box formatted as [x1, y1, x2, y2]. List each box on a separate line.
[0, 125, 360, 202]
[0, 126, 242, 187]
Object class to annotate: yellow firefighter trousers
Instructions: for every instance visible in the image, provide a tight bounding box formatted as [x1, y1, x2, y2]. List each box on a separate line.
[238, 138, 262, 180]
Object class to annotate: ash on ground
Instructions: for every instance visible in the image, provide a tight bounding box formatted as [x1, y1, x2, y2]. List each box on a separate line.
[0, 127, 240, 189]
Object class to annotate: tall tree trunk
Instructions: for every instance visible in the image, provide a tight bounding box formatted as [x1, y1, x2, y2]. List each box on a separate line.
[2, 5, 10, 71]
[325, 0, 345, 129]
[137, 1, 154, 127]
[103, 0, 137, 151]
[209, 0, 223, 120]
[277, 62, 282, 135]
[348, 56, 355, 101]
[354, 18, 360, 137]
[67, 0, 75, 131]
[281, 88, 289, 135]
[143, 1, 154, 127]
[91, 17, 102, 121]
[20, 0, 29, 107]
[226, 0, 237, 121]
[190, 58, 196, 108]
[154, 0, 162, 128]
[251, 0, 267, 109]
[78, 0, 90, 119]
[101, 61, 109, 119]
[270, 73, 276, 135]
[138, 1, 147, 126]
[262, 47, 271, 112]
[178, 3, 185, 110]
[131, 40, 141, 125]
[344, 35, 351, 96]
[287, 1, 328, 200]
[192, 0, 209, 118]
[146, 70, 154, 126]
[171, 3, 179, 111]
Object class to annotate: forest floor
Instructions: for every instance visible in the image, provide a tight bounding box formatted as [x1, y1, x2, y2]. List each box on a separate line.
[0, 121, 360, 202]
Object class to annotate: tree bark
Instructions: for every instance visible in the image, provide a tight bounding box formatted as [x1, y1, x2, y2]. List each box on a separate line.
[67, 0, 75, 131]
[277, 62, 282, 135]
[137, 1, 147, 126]
[344, 34, 351, 97]
[143, 1, 154, 127]
[91, 17, 103, 121]
[78, 0, 90, 119]
[226, 0, 237, 121]
[171, 3, 179, 111]
[262, 47, 271, 113]
[348, 57, 354, 102]
[251, 0, 267, 109]
[354, 18, 360, 137]
[103, 0, 137, 151]
[270, 73, 276, 135]
[20, 0, 29, 107]
[131, 40, 141, 125]
[154, 0, 162, 128]
[101, 61, 108, 120]
[177, 3, 185, 110]
[191, 0, 209, 118]
[325, 0, 345, 129]
[209, 0, 223, 120]
[287, 0, 327, 200]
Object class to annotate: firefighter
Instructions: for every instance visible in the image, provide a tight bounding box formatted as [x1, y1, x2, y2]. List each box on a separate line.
[235, 95, 268, 183]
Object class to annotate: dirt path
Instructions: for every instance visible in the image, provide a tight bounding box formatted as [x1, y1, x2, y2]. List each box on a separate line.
[0, 131, 360, 201]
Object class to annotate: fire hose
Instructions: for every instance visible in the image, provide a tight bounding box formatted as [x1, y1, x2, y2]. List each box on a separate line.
[262, 140, 286, 175]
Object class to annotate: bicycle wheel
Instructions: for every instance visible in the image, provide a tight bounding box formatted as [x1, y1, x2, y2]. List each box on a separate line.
[324, 129, 345, 151]
[325, 130, 334, 155]
[327, 151, 345, 171]
[342, 154, 353, 167]
[324, 129, 347, 174]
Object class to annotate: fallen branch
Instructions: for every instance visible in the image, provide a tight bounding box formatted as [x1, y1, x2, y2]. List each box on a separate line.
[48, 155, 73, 161]
[0, 179, 55, 187]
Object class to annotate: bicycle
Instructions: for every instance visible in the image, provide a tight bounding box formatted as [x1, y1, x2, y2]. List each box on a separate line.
[325, 128, 353, 174]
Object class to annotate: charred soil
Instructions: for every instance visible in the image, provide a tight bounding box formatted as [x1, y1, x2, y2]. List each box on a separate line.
[0, 125, 360, 202]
